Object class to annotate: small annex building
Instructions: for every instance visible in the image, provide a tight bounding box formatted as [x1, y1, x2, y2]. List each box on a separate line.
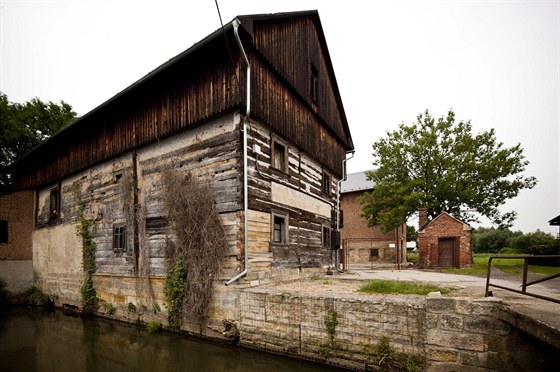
[339, 171, 406, 266]
[5, 10, 354, 336]
[417, 208, 473, 269]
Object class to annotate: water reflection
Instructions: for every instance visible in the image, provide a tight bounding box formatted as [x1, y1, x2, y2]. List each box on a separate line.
[0, 309, 344, 372]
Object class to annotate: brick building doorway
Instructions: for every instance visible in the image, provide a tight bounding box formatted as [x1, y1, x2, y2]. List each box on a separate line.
[438, 238, 455, 268]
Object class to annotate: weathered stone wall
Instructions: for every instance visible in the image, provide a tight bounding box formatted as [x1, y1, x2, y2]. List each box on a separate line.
[0, 260, 33, 293]
[33, 223, 83, 306]
[238, 289, 540, 371]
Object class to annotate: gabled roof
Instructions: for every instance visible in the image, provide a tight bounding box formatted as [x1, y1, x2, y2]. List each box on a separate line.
[10, 10, 352, 189]
[549, 215, 560, 226]
[419, 212, 472, 232]
[340, 171, 374, 193]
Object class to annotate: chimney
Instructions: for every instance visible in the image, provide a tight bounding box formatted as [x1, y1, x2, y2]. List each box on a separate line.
[419, 208, 428, 229]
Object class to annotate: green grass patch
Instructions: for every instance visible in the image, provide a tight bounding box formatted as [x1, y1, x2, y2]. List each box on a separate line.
[358, 279, 451, 295]
[442, 254, 560, 277]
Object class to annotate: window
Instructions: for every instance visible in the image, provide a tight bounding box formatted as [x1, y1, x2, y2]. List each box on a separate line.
[370, 248, 379, 260]
[322, 171, 331, 195]
[0, 220, 7, 243]
[322, 225, 331, 248]
[113, 225, 126, 251]
[271, 211, 288, 244]
[271, 139, 287, 173]
[49, 188, 59, 221]
[310, 64, 318, 102]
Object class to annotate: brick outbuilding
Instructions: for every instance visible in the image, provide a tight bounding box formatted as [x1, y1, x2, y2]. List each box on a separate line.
[418, 209, 472, 268]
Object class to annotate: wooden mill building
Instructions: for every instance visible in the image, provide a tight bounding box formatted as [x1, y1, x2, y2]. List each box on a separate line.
[6, 10, 354, 334]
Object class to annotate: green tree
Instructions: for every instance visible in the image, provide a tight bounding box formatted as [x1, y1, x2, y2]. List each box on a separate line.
[471, 226, 522, 253]
[360, 110, 537, 232]
[406, 224, 418, 242]
[509, 230, 557, 255]
[0, 92, 76, 189]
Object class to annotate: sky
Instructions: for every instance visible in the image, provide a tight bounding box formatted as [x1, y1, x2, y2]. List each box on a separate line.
[1, 0, 558, 234]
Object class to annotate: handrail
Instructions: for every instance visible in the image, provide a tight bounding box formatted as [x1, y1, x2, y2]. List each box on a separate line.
[484, 255, 560, 304]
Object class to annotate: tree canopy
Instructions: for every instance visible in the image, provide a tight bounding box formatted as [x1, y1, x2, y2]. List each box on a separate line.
[360, 109, 537, 232]
[0, 92, 76, 189]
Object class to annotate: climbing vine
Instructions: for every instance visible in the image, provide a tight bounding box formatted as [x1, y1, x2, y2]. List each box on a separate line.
[73, 183, 98, 314]
[324, 307, 338, 345]
[161, 169, 228, 328]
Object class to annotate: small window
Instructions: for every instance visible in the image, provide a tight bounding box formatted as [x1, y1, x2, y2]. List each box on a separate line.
[271, 211, 288, 244]
[272, 140, 287, 173]
[322, 225, 331, 248]
[49, 188, 59, 221]
[310, 64, 318, 102]
[322, 171, 331, 195]
[339, 210, 344, 229]
[370, 248, 379, 258]
[113, 225, 126, 251]
[0, 220, 8, 243]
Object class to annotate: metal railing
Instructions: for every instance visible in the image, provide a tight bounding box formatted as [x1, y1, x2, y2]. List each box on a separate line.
[485, 255, 560, 304]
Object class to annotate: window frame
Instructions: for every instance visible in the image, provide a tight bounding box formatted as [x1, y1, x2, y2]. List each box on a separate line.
[321, 170, 331, 196]
[271, 210, 289, 245]
[49, 187, 59, 222]
[322, 225, 331, 248]
[0, 220, 7, 243]
[113, 224, 127, 252]
[271, 137, 288, 174]
[310, 64, 319, 103]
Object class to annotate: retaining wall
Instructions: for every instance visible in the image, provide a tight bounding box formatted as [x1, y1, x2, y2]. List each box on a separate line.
[238, 289, 555, 371]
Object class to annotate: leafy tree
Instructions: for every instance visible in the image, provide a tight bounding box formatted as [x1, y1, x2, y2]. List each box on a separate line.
[406, 224, 418, 242]
[360, 110, 537, 232]
[509, 230, 557, 255]
[0, 92, 76, 189]
[471, 226, 522, 253]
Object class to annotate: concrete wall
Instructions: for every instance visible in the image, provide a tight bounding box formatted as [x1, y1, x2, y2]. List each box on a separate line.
[238, 289, 549, 371]
[0, 260, 33, 293]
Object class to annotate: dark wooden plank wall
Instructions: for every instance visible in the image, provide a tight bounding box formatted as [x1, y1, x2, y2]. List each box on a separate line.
[250, 16, 351, 149]
[13, 52, 243, 190]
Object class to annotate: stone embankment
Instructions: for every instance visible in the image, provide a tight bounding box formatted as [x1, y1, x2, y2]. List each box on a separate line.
[238, 272, 560, 371]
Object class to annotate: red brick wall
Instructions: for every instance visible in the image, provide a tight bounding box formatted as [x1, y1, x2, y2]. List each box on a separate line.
[340, 191, 406, 264]
[418, 213, 472, 268]
[340, 191, 397, 241]
[0, 190, 34, 260]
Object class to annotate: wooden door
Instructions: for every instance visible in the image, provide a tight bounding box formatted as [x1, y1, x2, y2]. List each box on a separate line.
[438, 238, 455, 268]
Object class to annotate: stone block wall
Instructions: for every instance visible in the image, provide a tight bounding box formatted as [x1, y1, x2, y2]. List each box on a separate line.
[238, 289, 532, 371]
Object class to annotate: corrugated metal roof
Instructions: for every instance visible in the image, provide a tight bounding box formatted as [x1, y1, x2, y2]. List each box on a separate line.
[340, 171, 374, 193]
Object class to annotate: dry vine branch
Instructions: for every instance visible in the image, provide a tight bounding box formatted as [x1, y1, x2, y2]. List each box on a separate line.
[162, 169, 228, 326]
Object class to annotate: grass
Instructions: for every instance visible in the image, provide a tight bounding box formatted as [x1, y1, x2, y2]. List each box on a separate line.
[442, 253, 560, 277]
[358, 279, 451, 295]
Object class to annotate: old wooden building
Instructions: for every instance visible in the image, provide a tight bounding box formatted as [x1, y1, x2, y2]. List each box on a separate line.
[7, 10, 353, 334]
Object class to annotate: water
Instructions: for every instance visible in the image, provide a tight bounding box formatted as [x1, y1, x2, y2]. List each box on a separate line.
[0, 309, 345, 372]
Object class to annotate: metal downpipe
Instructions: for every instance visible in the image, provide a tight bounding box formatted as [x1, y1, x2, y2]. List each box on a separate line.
[225, 19, 250, 286]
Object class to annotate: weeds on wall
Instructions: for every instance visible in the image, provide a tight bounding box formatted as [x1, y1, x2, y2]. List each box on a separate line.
[161, 169, 228, 328]
[73, 183, 98, 314]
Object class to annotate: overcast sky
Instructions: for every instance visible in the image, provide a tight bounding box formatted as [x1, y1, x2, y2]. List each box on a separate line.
[1, 0, 558, 234]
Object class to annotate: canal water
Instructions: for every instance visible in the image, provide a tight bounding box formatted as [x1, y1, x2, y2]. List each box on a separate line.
[0, 309, 345, 372]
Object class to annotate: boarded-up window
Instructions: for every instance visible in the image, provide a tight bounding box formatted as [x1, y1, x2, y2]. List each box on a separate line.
[322, 225, 331, 248]
[310, 64, 318, 102]
[113, 225, 126, 251]
[0, 220, 7, 243]
[49, 188, 59, 221]
[272, 140, 287, 173]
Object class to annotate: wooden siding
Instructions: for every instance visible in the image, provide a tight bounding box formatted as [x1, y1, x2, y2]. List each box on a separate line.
[12, 39, 243, 190]
[13, 12, 352, 190]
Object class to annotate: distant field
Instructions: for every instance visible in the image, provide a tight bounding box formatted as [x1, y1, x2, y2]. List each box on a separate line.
[443, 253, 560, 277]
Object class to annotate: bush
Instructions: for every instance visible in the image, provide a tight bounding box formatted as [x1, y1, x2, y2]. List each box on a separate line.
[24, 287, 54, 307]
